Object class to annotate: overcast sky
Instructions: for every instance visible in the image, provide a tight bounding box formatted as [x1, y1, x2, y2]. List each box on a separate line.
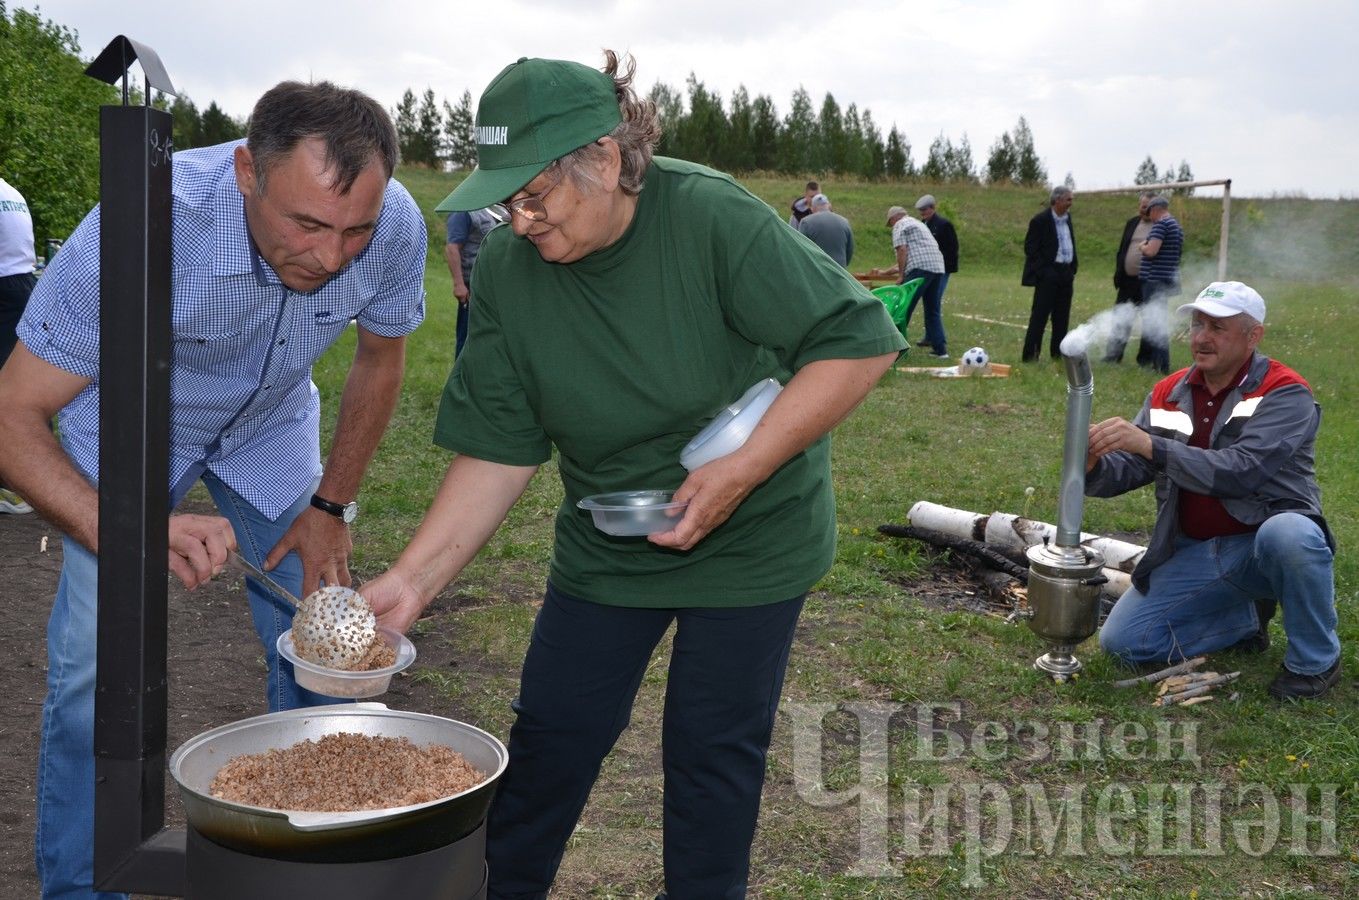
[25, 1, 1357, 198]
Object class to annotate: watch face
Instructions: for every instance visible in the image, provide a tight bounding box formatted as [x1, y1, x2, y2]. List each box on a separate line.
[342, 502, 358, 524]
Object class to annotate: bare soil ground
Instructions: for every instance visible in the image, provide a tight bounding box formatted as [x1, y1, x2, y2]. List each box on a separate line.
[0, 505, 476, 899]
[0, 506, 1010, 899]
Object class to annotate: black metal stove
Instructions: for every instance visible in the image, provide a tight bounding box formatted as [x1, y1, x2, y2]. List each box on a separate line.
[85, 36, 487, 899]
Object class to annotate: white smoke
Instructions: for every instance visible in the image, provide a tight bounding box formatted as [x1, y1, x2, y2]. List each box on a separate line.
[1062, 268, 1230, 359]
[1059, 300, 1141, 358]
[1061, 197, 1352, 359]
[1232, 199, 1353, 284]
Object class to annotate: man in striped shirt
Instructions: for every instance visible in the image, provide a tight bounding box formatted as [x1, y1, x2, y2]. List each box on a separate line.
[1138, 195, 1183, 373]
[0, 82, 427, 900]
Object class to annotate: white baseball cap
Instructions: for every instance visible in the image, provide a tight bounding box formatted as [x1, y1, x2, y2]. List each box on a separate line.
[1177, 281, 1266, 324]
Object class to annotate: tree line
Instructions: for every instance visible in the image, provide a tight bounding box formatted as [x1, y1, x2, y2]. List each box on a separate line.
[148, 85, 1199, 199]
[155, 96, 247, 149]
[395, 78, 1191, 196]
[395, 76, 1041, 185]
[394, 88, 477, 170]
[0, 3, 246, 243]
[1135, 155, 1197, 195]
[3, 2, 1198, 244]
[153, 81, 1199, 197]
[1, 3, 114, 245]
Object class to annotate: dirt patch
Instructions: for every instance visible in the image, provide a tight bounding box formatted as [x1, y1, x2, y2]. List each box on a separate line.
[0, 505, 481, 898]
[889, 555, 1025, 618]
[1, 504, 917, 898]
[0, 510, 59, 896]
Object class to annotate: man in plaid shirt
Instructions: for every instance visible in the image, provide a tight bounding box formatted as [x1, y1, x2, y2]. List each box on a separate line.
[887, 204, 949, 358]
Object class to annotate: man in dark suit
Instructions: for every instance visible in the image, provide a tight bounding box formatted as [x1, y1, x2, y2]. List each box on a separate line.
[1104, 190, 1156, 364]
[1021, 186, 1077, 361]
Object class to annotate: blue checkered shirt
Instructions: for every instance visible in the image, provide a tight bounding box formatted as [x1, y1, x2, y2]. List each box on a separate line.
[18, 141, 427, 518]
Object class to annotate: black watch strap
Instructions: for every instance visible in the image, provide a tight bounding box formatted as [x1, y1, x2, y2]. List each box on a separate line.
[310, 493, 357, 523]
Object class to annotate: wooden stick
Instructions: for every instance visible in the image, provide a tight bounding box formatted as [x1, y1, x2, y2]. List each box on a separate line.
[1154, 676, 1239, 706]
[1155, 684, 1212, 705]
[1176, 695, 1215, 707]
[1158, 671, 1222, 693]
[1113, 656, 1207, 688]
[1161, 672, 1240, 697]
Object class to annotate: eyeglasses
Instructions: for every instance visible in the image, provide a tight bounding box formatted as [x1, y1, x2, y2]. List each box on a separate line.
[501, 168, 564, 222]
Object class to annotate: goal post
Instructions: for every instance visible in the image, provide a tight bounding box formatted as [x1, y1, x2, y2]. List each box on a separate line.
[1081, 178, 1231, 280]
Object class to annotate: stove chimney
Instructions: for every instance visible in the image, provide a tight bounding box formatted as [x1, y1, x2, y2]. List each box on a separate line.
[1022, 352, 1107, 678]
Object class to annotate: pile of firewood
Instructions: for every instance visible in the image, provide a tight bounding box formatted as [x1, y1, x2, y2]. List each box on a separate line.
[1112, 656, 1241, 706]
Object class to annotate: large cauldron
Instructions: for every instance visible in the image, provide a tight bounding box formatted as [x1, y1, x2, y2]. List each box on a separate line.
[169, 704, 507, 863]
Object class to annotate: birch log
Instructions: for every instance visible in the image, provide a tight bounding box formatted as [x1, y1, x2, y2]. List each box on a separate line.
[906, 501, 1146, 598]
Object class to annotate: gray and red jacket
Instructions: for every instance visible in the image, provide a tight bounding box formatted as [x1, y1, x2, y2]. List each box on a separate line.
[1086, 351, 1332, 591]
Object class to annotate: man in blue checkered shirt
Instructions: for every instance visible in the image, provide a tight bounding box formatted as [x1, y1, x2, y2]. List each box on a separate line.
[0, 82, 426, 900]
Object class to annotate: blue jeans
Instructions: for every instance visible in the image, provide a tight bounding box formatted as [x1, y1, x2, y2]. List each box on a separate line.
[902, 268, 946, 355]
[486, 583, 804, 900]
[1100, 513, 1339, 675]
[35, 473, 342, 899]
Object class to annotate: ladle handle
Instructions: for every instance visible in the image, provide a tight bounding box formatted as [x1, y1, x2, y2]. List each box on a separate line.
[227, 550, 299, 610]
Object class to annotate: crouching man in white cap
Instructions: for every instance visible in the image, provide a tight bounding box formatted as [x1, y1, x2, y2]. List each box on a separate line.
[1084, 281, 1341, 699]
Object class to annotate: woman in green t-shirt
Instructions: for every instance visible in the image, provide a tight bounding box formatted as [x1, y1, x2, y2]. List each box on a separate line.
[362, 51, 903, 897]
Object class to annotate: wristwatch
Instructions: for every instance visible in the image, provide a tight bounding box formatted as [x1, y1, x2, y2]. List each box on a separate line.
[310, 493, 358, 524]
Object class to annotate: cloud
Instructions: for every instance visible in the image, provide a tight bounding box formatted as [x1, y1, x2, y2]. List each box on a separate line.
[27, 0, 1359, 197]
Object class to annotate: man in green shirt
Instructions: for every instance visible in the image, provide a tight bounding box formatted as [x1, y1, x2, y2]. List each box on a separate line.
[363, 52, 902, 898]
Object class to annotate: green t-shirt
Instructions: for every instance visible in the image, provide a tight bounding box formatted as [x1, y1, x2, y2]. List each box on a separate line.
[434, 157, 904, 607]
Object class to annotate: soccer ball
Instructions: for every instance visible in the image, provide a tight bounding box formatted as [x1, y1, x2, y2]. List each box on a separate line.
[959, 346, 990, 375]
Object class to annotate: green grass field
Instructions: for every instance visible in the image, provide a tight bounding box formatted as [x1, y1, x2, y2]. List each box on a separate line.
[320, 166, 1358, 897]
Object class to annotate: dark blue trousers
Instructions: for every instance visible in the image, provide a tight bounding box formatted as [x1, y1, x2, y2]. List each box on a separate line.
[455, 299, 469, 360]
[486, 582, 805, 900]
[0, 270, 37, 369]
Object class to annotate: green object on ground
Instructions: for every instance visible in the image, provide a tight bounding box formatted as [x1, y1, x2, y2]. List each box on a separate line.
[871, 278, 925, 342]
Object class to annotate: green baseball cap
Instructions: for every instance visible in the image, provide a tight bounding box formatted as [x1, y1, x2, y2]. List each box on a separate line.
[435, 57, 622, 213]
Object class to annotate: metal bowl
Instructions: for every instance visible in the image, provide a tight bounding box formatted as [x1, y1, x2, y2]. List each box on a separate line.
[169, 704, 507, 862]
